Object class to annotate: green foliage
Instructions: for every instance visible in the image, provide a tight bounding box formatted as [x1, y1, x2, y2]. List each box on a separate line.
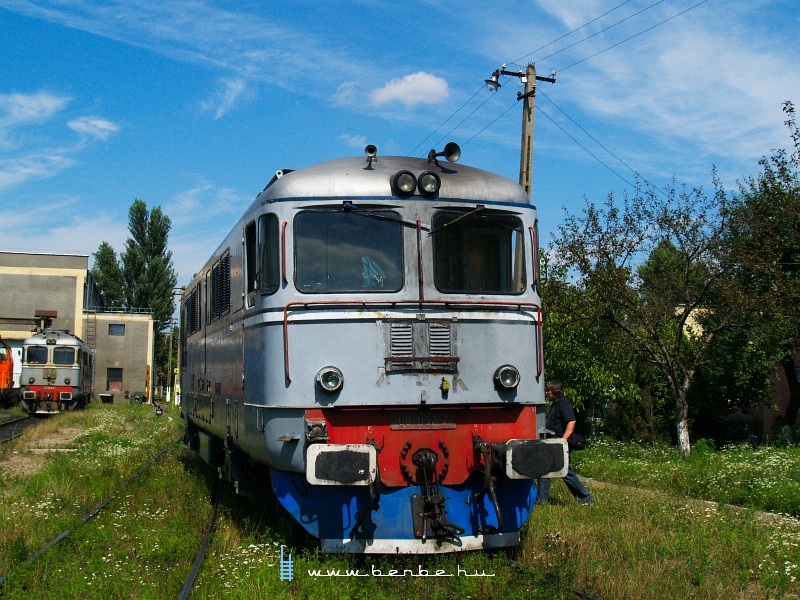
[93, 199, 177, 330]
[90, 242, 125, 309]
[724, 101, 800, 433]
[543, 263, 638, 411]
[120, 199, 178, 330]
[3, 407, 799, 598]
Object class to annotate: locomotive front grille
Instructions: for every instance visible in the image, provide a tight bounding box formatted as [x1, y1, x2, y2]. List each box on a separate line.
[385, 320, 458, 372]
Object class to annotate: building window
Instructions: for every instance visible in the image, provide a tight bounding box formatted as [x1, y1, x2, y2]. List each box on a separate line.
[108, 324, 126, 336]
[107, 368, 123, 392]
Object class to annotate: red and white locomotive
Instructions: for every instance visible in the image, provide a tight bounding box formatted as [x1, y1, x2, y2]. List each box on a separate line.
[19, 329, 93, 415]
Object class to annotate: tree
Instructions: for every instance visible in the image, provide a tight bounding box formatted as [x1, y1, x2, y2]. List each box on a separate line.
[726, 102, 800, 440]
[542, 260, 645, 437]
[92, 200, 178, 398]
[91, 242, 125, 308]
[552, 181, 741, 457]
[119, 199, 178, 331]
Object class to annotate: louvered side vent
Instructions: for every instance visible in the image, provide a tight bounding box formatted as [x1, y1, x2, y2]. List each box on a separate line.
[428, 322, 451, 357]
[385, 320, 458, 372]
[388, 322, 414, 370]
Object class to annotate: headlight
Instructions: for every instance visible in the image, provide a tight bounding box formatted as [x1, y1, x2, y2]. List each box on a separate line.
[28, 377, 35, 385]
[64, 377, 71, 385]
[316, 366, 344, 393]
[494, 365, 520, 390]
[392, 170, 416, 195]
[418, 171, 441, 195]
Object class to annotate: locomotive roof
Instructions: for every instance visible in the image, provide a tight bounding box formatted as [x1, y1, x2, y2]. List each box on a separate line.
[22, 329, 86, 346]
[256, 154, 531, 206]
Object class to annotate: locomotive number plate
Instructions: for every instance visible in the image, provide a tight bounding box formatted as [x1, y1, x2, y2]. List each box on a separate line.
[390, 412, 456, 430]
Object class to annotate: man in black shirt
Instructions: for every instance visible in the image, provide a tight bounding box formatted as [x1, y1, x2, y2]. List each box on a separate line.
[536, 380, 595, 505]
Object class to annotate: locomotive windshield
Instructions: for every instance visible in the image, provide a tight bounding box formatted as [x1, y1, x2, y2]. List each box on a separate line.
[53, 347, 75, 365]
[26, 346, 48, 364]
[295, 210, 404, 293]
[433, 210, 526, 294]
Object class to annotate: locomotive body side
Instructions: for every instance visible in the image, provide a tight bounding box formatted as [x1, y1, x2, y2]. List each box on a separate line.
[0, 338, 14, 403]
[19, 329, 93, 415]
[181, 152, 568, 553]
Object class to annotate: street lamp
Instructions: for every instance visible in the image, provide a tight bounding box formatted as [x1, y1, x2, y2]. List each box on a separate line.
[485, 63, 556, 198]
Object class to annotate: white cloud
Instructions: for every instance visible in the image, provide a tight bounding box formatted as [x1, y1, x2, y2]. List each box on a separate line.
[67, 116, 120, 140]
[0, 92, 119, 190]
[201, 78, 249, 119]
[0, 154, 77, 192]
[166, 178, 245, 226]
[338, 134, 367, 148]
[0, 91, 70, 148]
[0, 197, 125, 257]
[333, 81, 360, 106]
[0, 91, 69, 126]
[371, 72, 450, 108]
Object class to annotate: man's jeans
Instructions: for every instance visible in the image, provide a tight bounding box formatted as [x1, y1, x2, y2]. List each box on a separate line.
[536, 466, 594, 504]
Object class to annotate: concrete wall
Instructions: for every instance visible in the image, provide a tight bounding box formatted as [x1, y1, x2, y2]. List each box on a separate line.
[0, 251, 87, 338]
[90, 312, 154, 402]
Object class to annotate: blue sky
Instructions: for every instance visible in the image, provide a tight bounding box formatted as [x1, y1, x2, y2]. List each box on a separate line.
[1, 0, 798, 287]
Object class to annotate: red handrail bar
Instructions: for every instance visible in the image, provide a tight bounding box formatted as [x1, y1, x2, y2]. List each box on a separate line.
[282, 299, 542, 382]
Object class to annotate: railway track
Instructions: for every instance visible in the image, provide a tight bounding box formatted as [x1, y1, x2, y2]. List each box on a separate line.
[0, 435, 223, 598]
[0, 416, 36, 444]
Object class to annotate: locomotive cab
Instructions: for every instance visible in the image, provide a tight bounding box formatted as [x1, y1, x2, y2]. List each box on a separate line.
[181, 144, 568, 553]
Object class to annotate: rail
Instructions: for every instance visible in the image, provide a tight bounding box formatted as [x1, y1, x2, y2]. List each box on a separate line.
[0, 436, 180, 588]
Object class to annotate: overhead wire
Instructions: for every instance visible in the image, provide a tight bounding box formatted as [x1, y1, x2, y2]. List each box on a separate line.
[509, 0, 635, 67]
[534, 102, 638, 190]
[409, 0, 643, 155]
[406, 84, 484, 156]
[532, 0, 668, 66]
[538, 91, 670, 197]
[559, 0, 710, 72]
[414, 0, 712, 195]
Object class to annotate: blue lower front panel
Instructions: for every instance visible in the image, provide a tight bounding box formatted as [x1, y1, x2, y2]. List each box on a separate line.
[271, 470, 537, 553]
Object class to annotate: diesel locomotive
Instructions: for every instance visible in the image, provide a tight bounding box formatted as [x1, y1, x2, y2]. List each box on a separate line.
[19, 329, 93, 415]
[0, 338, 14, 405]
[180, 144, 567, 553]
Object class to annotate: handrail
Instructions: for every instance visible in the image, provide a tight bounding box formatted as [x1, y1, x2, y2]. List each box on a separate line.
[282, 298, 542, 382]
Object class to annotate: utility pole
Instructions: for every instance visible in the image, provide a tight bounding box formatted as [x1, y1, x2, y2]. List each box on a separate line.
[486, 63, 556, 199]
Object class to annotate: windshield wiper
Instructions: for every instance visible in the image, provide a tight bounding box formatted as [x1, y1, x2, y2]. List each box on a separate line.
[428, 204, 485, 236]
[342, 202, 428, 231]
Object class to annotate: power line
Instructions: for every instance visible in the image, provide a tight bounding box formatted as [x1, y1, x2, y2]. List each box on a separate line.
[406, 84, 485, 156]
[538, 90, 669, 197]
[534, 102, 638, 190]
[431, 90, 497, 151]
[411, 0, 643, 154]
[535, 0, 668, 66]
[461, 98, 520, 149]
[559, 0, 710, 72]
[510, 0, 635, 66]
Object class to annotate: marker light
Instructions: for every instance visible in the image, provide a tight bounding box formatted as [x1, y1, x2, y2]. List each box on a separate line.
[316, 366, 344, 393]
[494, 365, 521, 390]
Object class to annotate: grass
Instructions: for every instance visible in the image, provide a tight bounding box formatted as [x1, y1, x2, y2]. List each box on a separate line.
[0, 406, 798, 598]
